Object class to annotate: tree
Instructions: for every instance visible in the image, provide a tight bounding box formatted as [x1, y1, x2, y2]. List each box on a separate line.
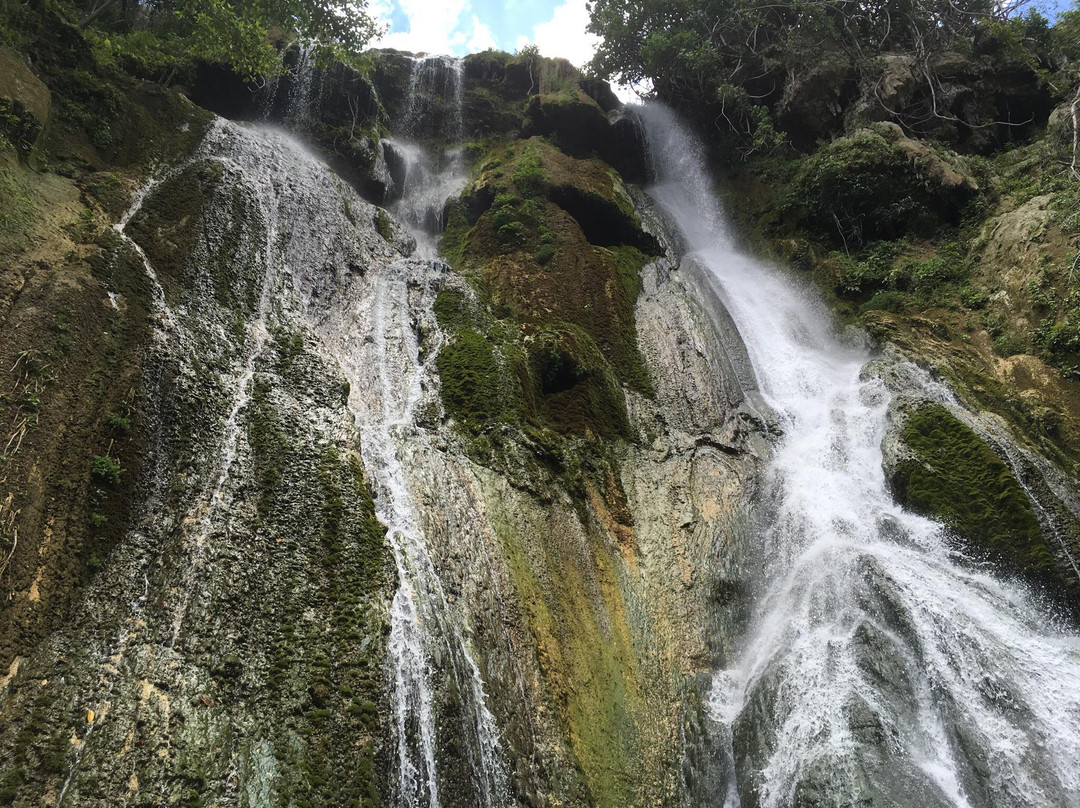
[586, 0, 1049, 152]
[78, 0, 381, 79]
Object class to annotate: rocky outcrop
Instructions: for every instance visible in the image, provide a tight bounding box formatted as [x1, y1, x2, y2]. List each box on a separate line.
[785, 123, 979, 245]
[0, 47, 50, 155]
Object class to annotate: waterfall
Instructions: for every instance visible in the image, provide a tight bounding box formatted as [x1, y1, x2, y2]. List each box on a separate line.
[636, 103, 1080, 808]
[355, 54, 506, 805]
[284, 41, 319, 133]
[388, 55, 468, 258]
[197, 122, 506, 807]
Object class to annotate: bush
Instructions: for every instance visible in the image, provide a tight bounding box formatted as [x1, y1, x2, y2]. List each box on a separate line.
[105, 411, 131, 433]
[534, 243, 556, 264]
[90, 454, 122, 485]
[862, 290, 908, 313]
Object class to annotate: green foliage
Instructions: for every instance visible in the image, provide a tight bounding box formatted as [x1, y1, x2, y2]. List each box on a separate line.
[587, 0, 1051, 151]
[70, 0, 381, 81]
[491, 193, 544, 252]
[787, 132, 973, 247]
[893, 404, 1052, 574]
[534, 242, 556, 264]
[90, 454, 122, 484]
[106, 411, 131, 433]
[88, 28, 193, 82]
[511, 143, 544, 195]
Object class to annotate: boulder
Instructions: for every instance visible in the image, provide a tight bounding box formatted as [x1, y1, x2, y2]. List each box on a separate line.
[522, 90, 648, 180]
[579, 77, 622, 113]
[775, 57, 858, 148]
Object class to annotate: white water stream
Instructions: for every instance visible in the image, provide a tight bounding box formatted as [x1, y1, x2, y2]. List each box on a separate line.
[388, 55, 469, 258]
[638, 103, 1080, 808]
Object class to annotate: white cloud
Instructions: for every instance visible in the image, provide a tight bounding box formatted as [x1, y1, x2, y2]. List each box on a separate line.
[466, 16, 498, 52]
[518, 0, 600, 69]
[369, 0, 497, 56]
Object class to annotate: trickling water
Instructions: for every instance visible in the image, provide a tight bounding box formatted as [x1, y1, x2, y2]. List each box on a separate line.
[335, 55, 506, 802]
[638, 103, 1080, 808]
[284, 42, 318, 133]
[343, 266, 506, 808]
[190, 116, 504, 803]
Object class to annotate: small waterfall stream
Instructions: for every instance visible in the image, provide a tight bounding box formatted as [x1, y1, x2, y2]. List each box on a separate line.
[388, 55, 469, 258]
[637, 103, 1080, 807]
[357, 53, 506, 807]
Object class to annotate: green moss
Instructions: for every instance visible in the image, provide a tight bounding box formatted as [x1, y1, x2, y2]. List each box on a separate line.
[893, 404, 1052, 575]
[529, 327, 630, 440]
[374, 207, 392, 241]
[606, 245, 653, 394]
[0, 155, 33, 250]
[437, 328, 506, 429]
[246, 378, 291, 519]
[786, 131, 976, 247]
[126, 158, 223, 304]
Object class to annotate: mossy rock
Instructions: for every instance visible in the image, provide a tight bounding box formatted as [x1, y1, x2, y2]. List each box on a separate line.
[522, 90, 609, 155]
[441, 138, 656, 401]
[786, 127, 978, 247]
[0, 46, 51, 156]
[528, 326, 630, 440]
[890, 404, 1053, 577]
[437, 327, 507, 429]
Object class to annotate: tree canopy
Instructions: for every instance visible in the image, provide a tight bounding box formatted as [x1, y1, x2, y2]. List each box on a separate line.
[587, 0, 1071, 154]
[77, 0, 381, 78]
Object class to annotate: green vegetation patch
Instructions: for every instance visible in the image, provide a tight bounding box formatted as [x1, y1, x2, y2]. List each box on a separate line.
[892, 404, 1052, 575]
[529, 326, 630, 440]
[786, 129, 978, 248]
[0, 155, 33, 249]
[437, 327, 506, 429]
[440, 138, 655, 407]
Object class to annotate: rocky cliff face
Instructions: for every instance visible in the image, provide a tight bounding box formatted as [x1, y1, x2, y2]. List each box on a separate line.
[0, 38, 771, 808]
[2, 16, 1080, 808]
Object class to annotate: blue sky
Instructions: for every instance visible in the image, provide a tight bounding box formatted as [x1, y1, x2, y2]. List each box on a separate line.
[367, 0, 601, 67]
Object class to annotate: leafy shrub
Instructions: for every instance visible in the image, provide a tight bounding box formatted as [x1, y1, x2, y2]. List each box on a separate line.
[105, 411, 131, 433]
[862, 290, 908, 313]
[512, 143, 545, 195]
[534, 243, 556, 264]
[90, 454, 122, 485]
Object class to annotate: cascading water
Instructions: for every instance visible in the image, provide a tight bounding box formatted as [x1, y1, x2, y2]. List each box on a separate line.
[343, 55, 507, 806]
[192, 119, 506, 806]
[339, 266, 507, 808]
[284, 41, 318, 133]
[388, 55, 468, 257]
[637, 103, 1080, 807]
